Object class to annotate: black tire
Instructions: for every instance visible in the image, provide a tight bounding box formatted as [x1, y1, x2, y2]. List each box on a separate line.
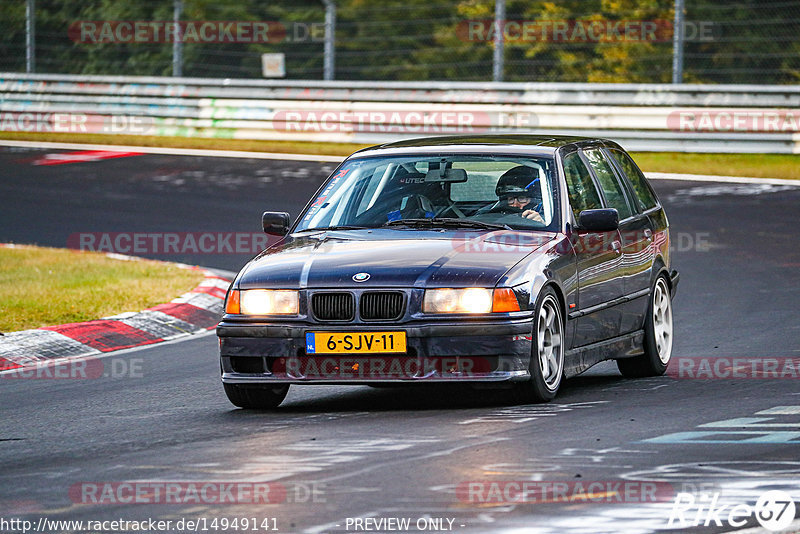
[617, 275, 674, 378]
[512, 287, 565, 403]
[223, 383, 289, 409]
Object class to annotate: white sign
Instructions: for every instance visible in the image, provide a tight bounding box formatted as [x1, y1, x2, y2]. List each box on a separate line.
[261, 53, 285, 78]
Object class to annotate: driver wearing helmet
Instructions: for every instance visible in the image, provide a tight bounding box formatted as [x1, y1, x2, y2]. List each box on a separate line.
[495, 166, 545, 223]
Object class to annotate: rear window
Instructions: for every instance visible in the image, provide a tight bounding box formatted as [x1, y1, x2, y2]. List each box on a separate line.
[608, 149, 658, 211]
[563, 152, 602, 221]
[582, 148, 633, 220]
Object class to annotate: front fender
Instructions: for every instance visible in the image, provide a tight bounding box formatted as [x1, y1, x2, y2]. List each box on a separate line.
[502, 234, 577, 348]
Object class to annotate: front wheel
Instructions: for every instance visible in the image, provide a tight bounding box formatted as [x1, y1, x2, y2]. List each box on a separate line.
[617, 275, 674, 377]
[223, 383, 289, 409]
[513, 288, 565, 403]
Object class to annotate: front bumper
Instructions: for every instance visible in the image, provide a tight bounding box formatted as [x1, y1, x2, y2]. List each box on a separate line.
[217, 318, 534, 385]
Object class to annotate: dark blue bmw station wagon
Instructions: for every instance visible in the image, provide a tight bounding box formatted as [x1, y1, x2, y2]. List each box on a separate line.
[217, 135, 679, 409]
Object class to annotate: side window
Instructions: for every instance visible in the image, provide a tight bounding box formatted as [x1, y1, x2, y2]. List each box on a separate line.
[582, 148, 633, 220]
[608, 149, 658, 211]
[563, 151, 602, 222]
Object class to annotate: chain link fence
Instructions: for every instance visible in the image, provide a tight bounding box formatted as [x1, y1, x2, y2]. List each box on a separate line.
[1, 0, 799, 84]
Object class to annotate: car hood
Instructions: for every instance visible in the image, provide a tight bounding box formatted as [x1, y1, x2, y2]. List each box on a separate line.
[237, 228, 555, 289]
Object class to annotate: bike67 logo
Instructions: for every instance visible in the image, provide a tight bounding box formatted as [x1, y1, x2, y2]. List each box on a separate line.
[669, 490, 796, 531]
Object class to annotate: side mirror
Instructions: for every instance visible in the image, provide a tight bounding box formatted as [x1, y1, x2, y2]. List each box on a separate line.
[578, 208, 619, 232]
[262, 211, 290, 236]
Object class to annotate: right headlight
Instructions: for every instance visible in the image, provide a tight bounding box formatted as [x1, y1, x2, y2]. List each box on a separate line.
[423, 288, 520, 314]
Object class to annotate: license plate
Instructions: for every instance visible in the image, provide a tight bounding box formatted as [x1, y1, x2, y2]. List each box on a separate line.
[305, 332, 407, 354]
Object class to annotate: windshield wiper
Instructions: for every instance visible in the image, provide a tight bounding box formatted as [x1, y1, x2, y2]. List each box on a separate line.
[383, 218, 510, 230]
[295, 225, 369, 232]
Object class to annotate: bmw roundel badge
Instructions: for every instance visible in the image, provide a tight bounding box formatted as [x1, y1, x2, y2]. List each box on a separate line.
[353, 272, 371, 282]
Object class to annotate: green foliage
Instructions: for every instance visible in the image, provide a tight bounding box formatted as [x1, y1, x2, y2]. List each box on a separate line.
[0, 0, 798, 82]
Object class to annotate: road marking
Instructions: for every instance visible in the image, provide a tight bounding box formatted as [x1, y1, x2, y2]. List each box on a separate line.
[31, 149, 143, 165]
[644, 406, 800, 444]
[757, 406, 800, 415]
[458, 401, 607, 425]
[285, 438, 439, 453]
[623, 461, 800, 481]
[644, 431, 800, 444]
[701, 417, 800, 429]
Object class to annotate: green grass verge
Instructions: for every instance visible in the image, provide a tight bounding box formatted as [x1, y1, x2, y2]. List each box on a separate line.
[2, 132, 800, 179]
[630, 152, 800, 180]
[0, 245, 205, 333]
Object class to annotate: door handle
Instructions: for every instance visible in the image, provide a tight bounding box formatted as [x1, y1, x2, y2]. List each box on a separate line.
[643, 229, 653, 240]
[611, 240, 622, 253]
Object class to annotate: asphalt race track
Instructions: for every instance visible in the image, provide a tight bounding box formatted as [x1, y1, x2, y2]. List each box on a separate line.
[1, 145, 799, 534]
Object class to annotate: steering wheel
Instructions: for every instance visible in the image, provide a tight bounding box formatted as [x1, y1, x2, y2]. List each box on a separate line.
[484, 203, 524, 215]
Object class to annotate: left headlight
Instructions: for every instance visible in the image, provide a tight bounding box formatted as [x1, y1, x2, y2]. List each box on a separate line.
[225, 289, 299, 315]
[423, 288, 521, 314]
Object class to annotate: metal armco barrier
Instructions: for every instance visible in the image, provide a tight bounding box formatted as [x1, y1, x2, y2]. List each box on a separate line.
[2, 73, 799, 153]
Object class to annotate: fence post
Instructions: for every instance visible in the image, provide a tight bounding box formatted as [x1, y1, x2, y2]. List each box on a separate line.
[672, 0, 684, 84]
[26, 0, 35, 73]
[173, 0, 183, 77]
[492, 0, 505, 82]
[322, 0, 336, 80]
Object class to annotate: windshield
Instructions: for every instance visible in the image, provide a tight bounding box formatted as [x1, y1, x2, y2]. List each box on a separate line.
[295, 154, 560, 232]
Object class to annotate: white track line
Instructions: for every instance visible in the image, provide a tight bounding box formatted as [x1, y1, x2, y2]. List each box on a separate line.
[646, 171, 800, 187]
[2, 139, 799, 185]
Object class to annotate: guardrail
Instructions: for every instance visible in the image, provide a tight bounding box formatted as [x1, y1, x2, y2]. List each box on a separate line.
[1, 73, 798, 153]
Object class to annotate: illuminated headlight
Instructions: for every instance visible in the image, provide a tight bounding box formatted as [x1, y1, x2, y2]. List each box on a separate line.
[236, 289, 299, 315]
[423, 288, 493, 314]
